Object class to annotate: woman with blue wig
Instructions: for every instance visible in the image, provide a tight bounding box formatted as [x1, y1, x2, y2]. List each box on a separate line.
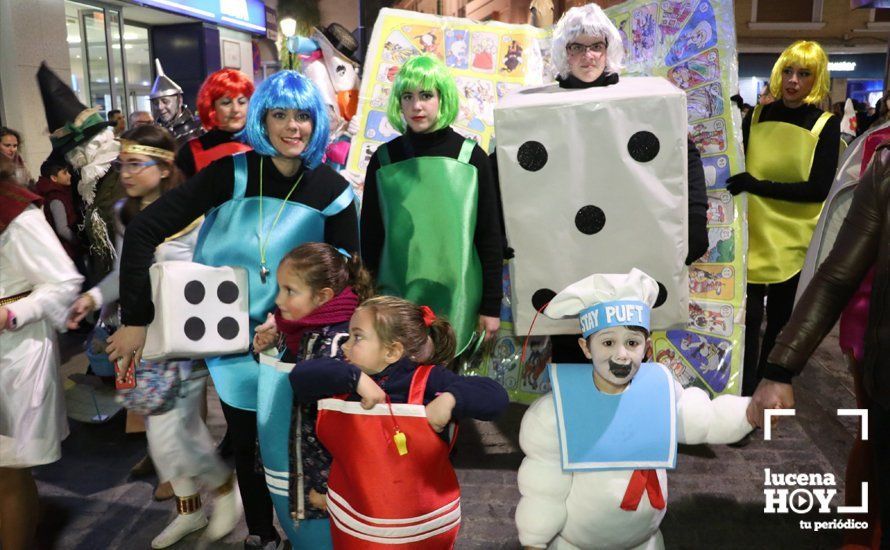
[109, 70, 358, 549]
[361, 54, 503, 354]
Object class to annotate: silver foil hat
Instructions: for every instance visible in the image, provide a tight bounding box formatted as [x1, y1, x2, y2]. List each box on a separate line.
[149, 59, 183, 99]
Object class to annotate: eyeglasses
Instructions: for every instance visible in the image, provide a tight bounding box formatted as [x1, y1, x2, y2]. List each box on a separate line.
[566, 42, 608, 55]
[112, 159, 158, 174]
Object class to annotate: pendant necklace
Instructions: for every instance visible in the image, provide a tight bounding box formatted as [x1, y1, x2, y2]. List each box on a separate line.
[258, 156, 303, 283]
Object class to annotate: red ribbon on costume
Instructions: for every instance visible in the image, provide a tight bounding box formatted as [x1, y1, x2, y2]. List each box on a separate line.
[620, 469, 666, 511]
[419, 305, 436, 327]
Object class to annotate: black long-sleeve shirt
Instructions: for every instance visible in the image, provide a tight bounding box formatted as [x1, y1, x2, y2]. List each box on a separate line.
[119, 150, 359, 325]
[290, 356, 509, 421]
[741, 101, 841, 202]
[360, 127, 504, 317]
[174, 128, 242, 178]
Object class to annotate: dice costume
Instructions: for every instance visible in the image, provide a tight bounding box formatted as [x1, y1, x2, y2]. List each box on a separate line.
[494, 4, 691, 346]
[515, 270, 753, 549]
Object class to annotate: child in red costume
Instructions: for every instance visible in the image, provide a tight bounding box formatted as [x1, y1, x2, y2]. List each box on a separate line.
[290, 296, 509, 548]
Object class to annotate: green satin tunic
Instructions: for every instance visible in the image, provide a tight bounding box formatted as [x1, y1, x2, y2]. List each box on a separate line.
[375, 137, 482, 353]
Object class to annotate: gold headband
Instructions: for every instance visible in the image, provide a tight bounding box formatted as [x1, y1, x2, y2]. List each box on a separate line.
[118, 140, 175, 161]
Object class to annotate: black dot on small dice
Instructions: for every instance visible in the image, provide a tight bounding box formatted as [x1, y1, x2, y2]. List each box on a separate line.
[184, 281, 205, 305]
[184, 317, 205, 341]
[217, 280, 239, 304]
[217, 317, 240, 340]
[654, 282, 668, 308]
[628, 131, 659, 163]
[575, 205, 606, 235]
[531, 288, 557, 312]
[517, 141, 548, 172]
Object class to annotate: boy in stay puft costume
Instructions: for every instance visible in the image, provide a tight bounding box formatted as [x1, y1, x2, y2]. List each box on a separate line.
[516, 269, 753, 549]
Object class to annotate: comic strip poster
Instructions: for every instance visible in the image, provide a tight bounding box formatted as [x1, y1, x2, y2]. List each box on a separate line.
[346, 8, 550, 183]
[607, 0, 747, 397]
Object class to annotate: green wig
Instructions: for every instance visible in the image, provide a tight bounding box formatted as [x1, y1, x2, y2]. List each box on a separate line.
[386, 55, 459, 133]
[768, 40, 830, 105]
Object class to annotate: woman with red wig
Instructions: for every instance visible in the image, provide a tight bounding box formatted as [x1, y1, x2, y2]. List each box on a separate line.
[175, 68, 254, 177]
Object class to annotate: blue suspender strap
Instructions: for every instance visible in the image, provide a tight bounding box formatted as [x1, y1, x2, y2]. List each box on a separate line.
[457, 139, 475, 163]
[232, 153, 248, 199]
[322, 185, 357, 217]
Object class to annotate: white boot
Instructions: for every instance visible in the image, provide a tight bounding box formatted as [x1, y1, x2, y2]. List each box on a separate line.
[201, 474, 242, 542]
[151, 494, 208, 549]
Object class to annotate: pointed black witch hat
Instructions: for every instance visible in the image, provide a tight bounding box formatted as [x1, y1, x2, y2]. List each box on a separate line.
[37, 62, 114, 155]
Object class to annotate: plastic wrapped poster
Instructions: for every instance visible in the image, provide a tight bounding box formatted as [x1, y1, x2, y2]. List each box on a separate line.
[345, 8, 550, 187]
[606, 0, 747, 396]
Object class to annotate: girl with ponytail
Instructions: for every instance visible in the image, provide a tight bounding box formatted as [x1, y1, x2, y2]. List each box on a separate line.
[289, 296, 509, 548]
[251, 242, 371, 547]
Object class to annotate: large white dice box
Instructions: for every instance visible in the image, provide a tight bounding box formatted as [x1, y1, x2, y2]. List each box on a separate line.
[495, 76, 690, 335]
[143, 261, 250, 361]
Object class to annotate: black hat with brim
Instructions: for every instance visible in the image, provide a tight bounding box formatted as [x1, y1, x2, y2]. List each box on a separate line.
[37, 62, 115, 156]
[315, 23, 361, 66]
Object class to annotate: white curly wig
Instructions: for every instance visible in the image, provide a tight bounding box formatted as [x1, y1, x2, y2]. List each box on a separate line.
[551, 3, 624, 80]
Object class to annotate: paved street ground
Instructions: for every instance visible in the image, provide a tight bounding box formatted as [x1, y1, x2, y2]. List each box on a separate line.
[31, 324, 862, 549]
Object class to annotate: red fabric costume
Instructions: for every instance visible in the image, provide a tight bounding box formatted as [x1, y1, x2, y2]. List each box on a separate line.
[316, 365, 461, 548]
[188, 138, 251, 173]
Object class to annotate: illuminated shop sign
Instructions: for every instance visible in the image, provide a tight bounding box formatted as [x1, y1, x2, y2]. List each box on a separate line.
[828, 61, 857, 72]
[132, 0, 267, 34]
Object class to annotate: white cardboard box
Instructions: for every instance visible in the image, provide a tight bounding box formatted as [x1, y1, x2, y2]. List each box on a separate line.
[143, 261, 250, 361]
[495, 76, 689, 335]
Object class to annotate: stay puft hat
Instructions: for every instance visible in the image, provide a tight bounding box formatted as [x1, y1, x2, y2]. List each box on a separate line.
[544, 268, 659, 338]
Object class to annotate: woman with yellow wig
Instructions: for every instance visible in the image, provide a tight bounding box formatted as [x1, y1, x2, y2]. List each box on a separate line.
[726, 40, 840, 396]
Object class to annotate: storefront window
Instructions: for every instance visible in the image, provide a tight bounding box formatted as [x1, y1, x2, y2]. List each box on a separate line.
[124, 24, 152, 114]
[65, 0, 128, 117]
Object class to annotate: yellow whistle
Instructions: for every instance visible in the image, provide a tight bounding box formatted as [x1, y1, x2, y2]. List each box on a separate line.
[393, 430, 408, 456]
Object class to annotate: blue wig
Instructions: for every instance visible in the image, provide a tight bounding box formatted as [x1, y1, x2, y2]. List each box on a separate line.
[242, 70, 329, 168]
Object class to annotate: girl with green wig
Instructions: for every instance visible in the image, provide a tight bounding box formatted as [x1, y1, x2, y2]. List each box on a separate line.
[723, 40, 840, 397]
[360, 54, 503, 353]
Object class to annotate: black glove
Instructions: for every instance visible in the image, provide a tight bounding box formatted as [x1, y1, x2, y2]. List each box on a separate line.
[725, 172, 760, 195]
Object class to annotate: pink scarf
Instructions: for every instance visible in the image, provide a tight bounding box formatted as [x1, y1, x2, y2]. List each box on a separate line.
[274, 287, 358, 351]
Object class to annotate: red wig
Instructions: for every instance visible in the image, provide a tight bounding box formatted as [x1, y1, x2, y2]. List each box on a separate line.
[196, 69, 255, 130]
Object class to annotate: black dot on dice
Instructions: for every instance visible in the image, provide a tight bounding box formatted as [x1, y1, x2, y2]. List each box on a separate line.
[217, 317, 240, 340]
[531, 288, 557, 312]
[628, 131, 659, 163]
[184, 317, 205, 341]
[184, 281, 205, 305]
[517, 141, 548, 172]
[217, 280, 239, 304]
[654, 282, 668, 308]
[575, 205, 606, 235]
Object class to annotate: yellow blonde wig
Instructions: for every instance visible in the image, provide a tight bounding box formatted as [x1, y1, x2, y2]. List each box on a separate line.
[768, 40, 830, 105]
